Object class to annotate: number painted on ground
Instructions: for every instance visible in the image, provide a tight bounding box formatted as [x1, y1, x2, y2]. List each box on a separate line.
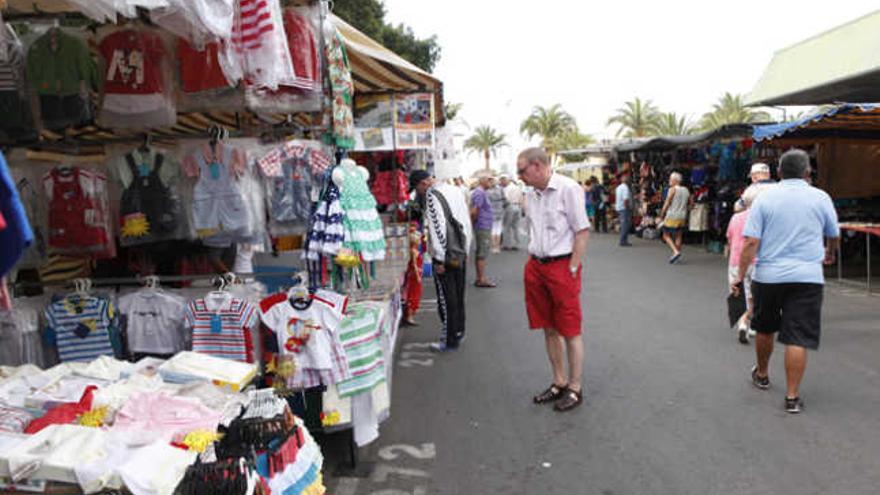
[400, 351, 433, 359]
[398, 358, 433, 368]
[369, 488, 427, 495]
[402, 342, 433, 350]
[378, 443, 436, 461]
[372, 465, 430, 483]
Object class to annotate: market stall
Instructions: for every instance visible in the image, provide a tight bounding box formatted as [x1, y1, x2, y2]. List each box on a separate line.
[0, 0, 444, 492]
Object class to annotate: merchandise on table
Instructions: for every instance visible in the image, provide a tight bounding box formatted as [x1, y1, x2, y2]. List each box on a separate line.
[0, 354, 327, 494]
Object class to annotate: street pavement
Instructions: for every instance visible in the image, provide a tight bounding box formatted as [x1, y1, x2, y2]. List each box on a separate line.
[325, 233, 880, 495]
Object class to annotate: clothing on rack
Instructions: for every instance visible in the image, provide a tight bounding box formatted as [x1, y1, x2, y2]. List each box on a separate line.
[42, 167, 114, 259]
[370, 170, 409, 206]
[118, 289, 188, 356]
[322, 20, 355, 148]
[44, 294, 119, 363]
[98, 27, 176, 128]
[259, 289, 351, 389]
[306, 181, 344, 261]
[183, 142, 249, 239]
[117, 147, 183, 245]
[184, 292, 258, 363]
[0, 23, 32, 134]
[337, 163, 386, 261]
[26, 28, 98, 130]
[335, 302, 385, 398]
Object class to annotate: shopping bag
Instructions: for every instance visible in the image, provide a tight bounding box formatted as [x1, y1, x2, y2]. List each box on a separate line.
[727, 283, 746, 328]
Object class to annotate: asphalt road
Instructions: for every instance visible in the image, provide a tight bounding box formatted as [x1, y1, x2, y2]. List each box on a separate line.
[326, 233, 880, 495]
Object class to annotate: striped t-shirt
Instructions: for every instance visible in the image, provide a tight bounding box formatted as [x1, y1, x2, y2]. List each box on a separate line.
[185, 296, 258, 363]
[44, 295, 117, 362]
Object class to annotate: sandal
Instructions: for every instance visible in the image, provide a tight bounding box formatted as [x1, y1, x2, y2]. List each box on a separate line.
[553, 388, 583, 412]
[533, 383, 567, 404]
[474, 280, 497, 288]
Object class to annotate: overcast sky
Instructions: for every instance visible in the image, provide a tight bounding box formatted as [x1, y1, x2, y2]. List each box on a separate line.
[382, 1, 876, 169]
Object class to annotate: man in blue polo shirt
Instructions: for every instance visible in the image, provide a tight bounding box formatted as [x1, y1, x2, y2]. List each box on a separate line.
[731, 149, 839, 414]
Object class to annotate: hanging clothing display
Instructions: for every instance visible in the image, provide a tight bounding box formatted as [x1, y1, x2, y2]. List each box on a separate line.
[256, 140, 333, 178]
[245, 6, 322, 114]
[260, 289, 351, 389]
[230, 0, 296, 91]
[98, 27, 176, 128]
[44, 294, 119, 362]
[0, 152, 33, 277]
[306, 181, 345, 261]
[13, 177, 45, 268]
[117, 147, 184, 245]
[0, 23, 32, 135]
[25, 28, 98, 130]
[184, 291, 258, 363]
[118, 288, 188, 356]
[183, 142, 249, 239]
[257, 140, 331, 236]
[335, 302, 385, 398]
[336, 161, 386, 261]
[42, 166, 114, 259]
[322, 20, 355, 148]
[371, 170, 409, 206]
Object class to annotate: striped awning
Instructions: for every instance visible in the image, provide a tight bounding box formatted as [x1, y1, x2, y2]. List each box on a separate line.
[753, 104, 880, 141]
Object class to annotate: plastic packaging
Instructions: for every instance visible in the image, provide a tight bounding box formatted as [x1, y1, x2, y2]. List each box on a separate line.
[244, 6, 322, 114]
[96, 26, 176, 129]
[150, 0, 235, 46]
[111, 146, 187, 246]
[41, 165, 115, 259]
[226, 0, 296, 91]
[175, 38, 244, 113]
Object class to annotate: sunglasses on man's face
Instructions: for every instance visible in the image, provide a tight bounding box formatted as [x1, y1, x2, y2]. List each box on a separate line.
[517, 163, 534, 176]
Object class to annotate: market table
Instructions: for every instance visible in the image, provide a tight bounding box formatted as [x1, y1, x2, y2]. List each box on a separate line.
[838, 223, 880, 293]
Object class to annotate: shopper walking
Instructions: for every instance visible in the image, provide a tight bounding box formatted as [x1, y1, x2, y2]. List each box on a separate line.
[501, 175, 523, 250]
[410, 170, 473, 352]
[470, 172, 496, 288]
[731, 149, 839, 414]
[735, 162, 776, 212]
[660, 172, 691, 264]
[583, 179, 596, 226]
[615, 172, 632, 246]
[487, 176, 507, 253]
[725, 186, 763, 344]
[517, 148, 591, 412]
[591, 177, 608, 233]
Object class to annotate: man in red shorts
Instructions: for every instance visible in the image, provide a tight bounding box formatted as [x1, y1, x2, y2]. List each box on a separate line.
[518, 148, 591, 412]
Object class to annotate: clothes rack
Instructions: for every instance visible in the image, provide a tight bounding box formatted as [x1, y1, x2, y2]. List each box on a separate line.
[11, 271, 305, 291]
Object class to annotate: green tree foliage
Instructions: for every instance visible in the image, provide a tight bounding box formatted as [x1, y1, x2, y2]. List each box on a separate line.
[698, 92, 771, 131]
[464, 126, 508, 171]
[554, 130, 595, 164]
[652, 112, 695, 136]
[332, 0, 441, 72]
[444, 102, 463, 121]
[606, 97, 661, 138]
[520, 104, 578, 160]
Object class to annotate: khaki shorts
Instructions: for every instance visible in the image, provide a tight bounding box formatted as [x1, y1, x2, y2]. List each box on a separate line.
[475, 229, 491, 259]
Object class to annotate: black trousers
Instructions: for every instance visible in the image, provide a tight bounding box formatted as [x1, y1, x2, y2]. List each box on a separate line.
[595, 207, 608, 232]
[434, 262, 467, 347]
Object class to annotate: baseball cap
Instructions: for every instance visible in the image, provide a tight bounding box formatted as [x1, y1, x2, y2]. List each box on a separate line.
[408, 170, 431, 191]
[750, 163, 770, 175]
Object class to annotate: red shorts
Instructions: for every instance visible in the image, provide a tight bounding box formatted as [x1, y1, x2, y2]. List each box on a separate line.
[524, 257, 583, 337]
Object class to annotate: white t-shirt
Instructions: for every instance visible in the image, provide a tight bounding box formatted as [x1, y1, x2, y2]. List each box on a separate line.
[615, 183, 631, 211]
[260, 289, 348, 371]
[118, 290, 187, 355]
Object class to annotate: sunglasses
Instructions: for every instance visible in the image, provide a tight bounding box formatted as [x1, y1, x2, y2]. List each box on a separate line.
[517, 162, 535, 176]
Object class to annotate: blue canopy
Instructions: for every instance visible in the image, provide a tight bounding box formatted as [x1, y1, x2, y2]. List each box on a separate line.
[753, 103, 880, 141]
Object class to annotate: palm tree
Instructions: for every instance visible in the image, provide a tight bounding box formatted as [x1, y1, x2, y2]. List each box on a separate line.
[553, 129, 595, 163]
[520, 104, 577, 160]
[652, 112, 694, 136]
[463, 125, 507, 170]
[606, 97, 661, 138]
[698, 92, 771, 131]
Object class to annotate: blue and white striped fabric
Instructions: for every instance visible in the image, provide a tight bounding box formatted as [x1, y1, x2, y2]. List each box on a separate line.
[44, 295, 116, 362]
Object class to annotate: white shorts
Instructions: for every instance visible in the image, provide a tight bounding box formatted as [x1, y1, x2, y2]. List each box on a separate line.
[728, 265, 755, 310]
[491, 219, 503, 236]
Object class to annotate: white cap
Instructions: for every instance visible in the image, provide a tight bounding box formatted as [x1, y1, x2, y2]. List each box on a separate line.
[750, 163, 770, 175]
